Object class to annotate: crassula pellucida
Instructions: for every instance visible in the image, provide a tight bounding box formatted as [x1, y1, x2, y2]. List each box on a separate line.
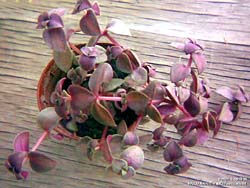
[5, 0, 249, 180]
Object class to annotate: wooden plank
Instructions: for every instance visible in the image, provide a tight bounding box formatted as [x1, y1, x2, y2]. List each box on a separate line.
[0, 0, 249, 187]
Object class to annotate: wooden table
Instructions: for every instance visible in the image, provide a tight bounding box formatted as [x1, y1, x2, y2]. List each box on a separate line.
[0, 0, 249, 187]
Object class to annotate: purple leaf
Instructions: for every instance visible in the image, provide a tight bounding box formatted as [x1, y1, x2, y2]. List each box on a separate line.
[166, 85, 179, 105]
[184, 92, 200, 117]
[29, 152, 56, 173]
[110, 46, 123, 59]
[126, 91, 150, 115]
[173, 155, 192, 173]
[116, 52, 133, 73]
[91, 100, 116, 127]
[179, 129, 197, 147]
[72, 0, 92, 14]
[157, 104, 176, 117]
[13, 131, 29, 152]
[36, 12, 49, 29]
[164, 163, 181, 175]
[215, 86, 235, 101]
[143, 80, 165, 100]
[138, 133, 153, 146]
[178, 87, 190, 103]
[37, 107, 60, 131]
[163, 140, 183, 162]
[192, 52, 207, 74]
[196, 128, 209, 145]
[47, 13, 64, 29]
[20, 171, 29, 180]
[169, 42, 185, 51]
[92, 1, 100, 15]
[170, 64, 191, 83]
[218, 102, 234, 123]
[120, 145, 144, 170]
[153, 126, 165, 140]
[234, 86, 249, 102]
[184, 42, 200, 54]
[68, 85, 95, 111]
[147, 104, 163, 124]
[79, 48, 97, 71]
[48, 8, 67, 16]
[79, 9, 101, 36]
[6, 152, 27, 175]
[123, 132, 139, 146]
[43, 28, 67, 51]
[106, 19, 131, 36]
[88, 63, 113, 95]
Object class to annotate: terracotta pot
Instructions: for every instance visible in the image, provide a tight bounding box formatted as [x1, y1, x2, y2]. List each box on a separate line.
[36, 43, 138, 139]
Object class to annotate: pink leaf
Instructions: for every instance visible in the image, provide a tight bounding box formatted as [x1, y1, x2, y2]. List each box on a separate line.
[79, 9, 101, 36]
[218, 102, 234, 123]
[192, 52, 207, 74]
[13, 131, 29, 152]
[68, 85, 95, 111]
[215, 86, 235, 101]
[196, 128, 209, 145]
[43, 28, 66, 51]
[106, 19, 131, 36]
[126, 91, 149, 115]
[170, 64, 191, 83]
[88, 63, 113, 94]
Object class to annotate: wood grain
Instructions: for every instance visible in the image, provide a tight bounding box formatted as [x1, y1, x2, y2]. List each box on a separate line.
[0, 0, 249, 188]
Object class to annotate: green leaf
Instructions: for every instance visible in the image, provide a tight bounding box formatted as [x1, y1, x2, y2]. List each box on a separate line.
[121, 166, 136, 179]
[29, 152, 56, 173]
[103, 78, 124, 92]
[130, 67, 147, 86]
[53, 45, 73, 72]
[147, 104, 163, 124]
[116, 52, 133, 73]
[91, 101, 117, 127]
[111, 159, 128, 174]
[126, 91, 149, 115]
[37, 107, 60, 131]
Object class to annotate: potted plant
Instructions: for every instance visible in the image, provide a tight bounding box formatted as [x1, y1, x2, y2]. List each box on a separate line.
[5, 0, 249, 180]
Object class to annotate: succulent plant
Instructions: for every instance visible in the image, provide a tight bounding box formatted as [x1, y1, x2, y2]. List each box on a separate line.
[5, 0, 249, 180]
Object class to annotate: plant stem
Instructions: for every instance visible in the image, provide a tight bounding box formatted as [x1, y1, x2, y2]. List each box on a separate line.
[187, 54, 193, 67]
[103, 30, 121, 46]
[98, 96, 123, 102]
[31, 131, 49, 152]
[128, 115, 143, 131]
[69, 42, 82, 55]
[177, 105, 191, 117]
[100, 126, 108, 144]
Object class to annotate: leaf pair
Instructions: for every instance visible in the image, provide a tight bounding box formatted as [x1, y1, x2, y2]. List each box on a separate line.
[163, 140, 191, 175]
[5, 132, 56, 180]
